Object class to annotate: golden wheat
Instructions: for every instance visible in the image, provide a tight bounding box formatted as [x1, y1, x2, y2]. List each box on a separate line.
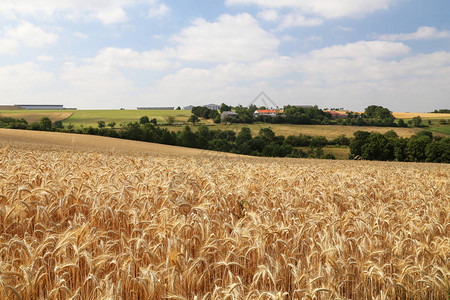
[0, 142, 448, 299]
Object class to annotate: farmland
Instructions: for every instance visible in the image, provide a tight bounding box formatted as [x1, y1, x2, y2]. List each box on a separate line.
[2, 109, 449, 139]
[0, 110, 75, 123]
[0, 129, 448, 299]
[61, 110, 189, 128]
[392, 112, 450, 119]
[167, 123, 441, 139]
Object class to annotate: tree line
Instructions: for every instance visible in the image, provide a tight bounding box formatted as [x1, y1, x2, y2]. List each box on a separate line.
[350, 130, 449, 163]
[0, 116, 337, 159]
[1, 115, 448, 163]
[192, 104, 430, 128]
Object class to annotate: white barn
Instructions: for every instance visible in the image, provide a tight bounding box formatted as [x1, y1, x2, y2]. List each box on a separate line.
[203, 103, 220, 110]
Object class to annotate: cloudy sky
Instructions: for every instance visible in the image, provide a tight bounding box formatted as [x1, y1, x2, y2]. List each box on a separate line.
[0, 0, 449, 111]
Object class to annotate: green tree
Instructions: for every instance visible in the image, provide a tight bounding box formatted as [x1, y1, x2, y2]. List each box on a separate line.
[349, 131, 371, 158]
[397, 119, 407, 127]
[179, 126, 197, 147]
[412, 116, 422, 127]
[219, 103, 232, 113]
[97, 120, 106, 128]
[360, 132, 394, 161]
[259, 128, 275, 142]
[188, 114, 199, 125]
[140, 116, 150, 124]
[407, 133, 432, 161]
[363, 105, 394, 119]
[108, 121, 116, 128]
[425, 138, 450, 163]
[150, 118, 157, 125]
[39, 117, 52, 131]
[165, 116, 175, 125]
[53, 120, 63, 129]
[236, 127, 252, 146]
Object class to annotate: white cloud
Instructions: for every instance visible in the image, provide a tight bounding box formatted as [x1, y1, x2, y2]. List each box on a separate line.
[257, 10, 279, 22]
[336, 26, 355, 32]
[148, 3, 170, 18]
[226, 0, 398, 19]
[37, 55, 55, 62]
[5, 22, 58, 47]
[0, 38, 19, 54]
[171, 13, 279, 62]
[149, 41, 450, 111]
[73, 32, 88, 39]
[0, 0, 166, 24]
[278, 12, 323, 29]
[310, 41, 410, 59]
[89, 47, 175, 70]
[376, 26, 450, 41]
[60, 62, 137, 108]
[281, 35, 295, 42]
[61, 62, 132, 89]
[95, 7, 128, 24]
[0, 63, 55, 94]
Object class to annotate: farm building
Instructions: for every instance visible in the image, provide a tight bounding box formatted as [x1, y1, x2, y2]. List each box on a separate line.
[254, 110, 278, 117]
[325, 110, 348, 119]
[137, 107, 175, 110]
[183, 105, 194, 110]
[203, 103, 220, 110]
[14, 104, 73, 110]
[220, 111, 238, 119]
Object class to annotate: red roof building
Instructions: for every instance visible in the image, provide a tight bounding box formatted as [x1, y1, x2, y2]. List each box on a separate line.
[325, 110, 348, 118]
[255, 110, 277, 114]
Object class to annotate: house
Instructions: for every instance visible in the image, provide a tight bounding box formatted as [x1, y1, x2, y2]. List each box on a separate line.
[325, 110, 348, 119]
[254, 109, 278, 117]
[203, 103, 220, 111]
[220, 111, 238, 119]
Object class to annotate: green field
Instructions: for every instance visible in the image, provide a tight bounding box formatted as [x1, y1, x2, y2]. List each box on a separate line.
[61, 109, 190, 127]
[2, 109, 449, 140]
[430, 125, 450, 135]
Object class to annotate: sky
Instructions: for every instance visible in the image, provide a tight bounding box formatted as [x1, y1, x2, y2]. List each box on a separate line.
[0, 0, 449, 112]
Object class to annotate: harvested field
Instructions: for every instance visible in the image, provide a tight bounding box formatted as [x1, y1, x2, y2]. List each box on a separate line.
[0, 110, 74, 123]
[393, 112, 450, 119]
[167, 123, 435, 139]
[0, 130, 449, 299]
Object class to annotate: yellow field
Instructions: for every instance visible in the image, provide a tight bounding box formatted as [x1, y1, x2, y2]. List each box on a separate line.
[0, 129, 222, 157]
[0, 130, 449, 299]
[393, 112, 450, 119]
[168, 123, 439, 138]
[0, 110, 74, 123]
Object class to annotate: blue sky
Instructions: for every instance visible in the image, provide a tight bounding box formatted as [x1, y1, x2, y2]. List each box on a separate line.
[0, 0, 449, 112]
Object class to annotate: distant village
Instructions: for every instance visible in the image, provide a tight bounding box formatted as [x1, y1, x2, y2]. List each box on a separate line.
[1, 103, 350, 121]
[139, 103, 350, 119]
[0, 102, 350, 120]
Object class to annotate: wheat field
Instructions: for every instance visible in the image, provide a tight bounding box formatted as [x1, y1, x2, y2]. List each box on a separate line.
[0, 133, 449, 299]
